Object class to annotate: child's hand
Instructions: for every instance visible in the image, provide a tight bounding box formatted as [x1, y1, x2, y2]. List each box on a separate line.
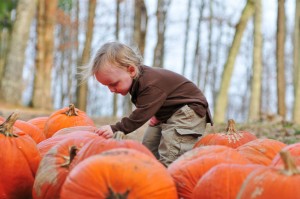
[149, 116, 161, 126]
[95, 125, 114, 139]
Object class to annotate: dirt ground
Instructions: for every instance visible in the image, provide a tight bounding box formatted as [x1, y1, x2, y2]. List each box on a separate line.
[0, 102, 300, 144]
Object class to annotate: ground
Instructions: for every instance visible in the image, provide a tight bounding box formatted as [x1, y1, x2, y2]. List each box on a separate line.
[0, 102, 300, 144]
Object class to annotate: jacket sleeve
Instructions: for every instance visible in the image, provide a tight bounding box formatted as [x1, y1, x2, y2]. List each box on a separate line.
[111, 86, 166, 134]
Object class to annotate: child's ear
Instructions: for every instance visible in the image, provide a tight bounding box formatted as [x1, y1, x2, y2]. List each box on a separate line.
[127, 65, 136, 77]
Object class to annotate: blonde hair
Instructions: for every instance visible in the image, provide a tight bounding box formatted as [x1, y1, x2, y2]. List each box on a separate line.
[80, 41, 143, 82]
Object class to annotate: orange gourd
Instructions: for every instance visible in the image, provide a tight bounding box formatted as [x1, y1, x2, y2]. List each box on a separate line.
[194, 119, 257, 149]
[168, 148, 250, 199]
[272, 142, 300, 166]
[33, 135, 97, 199]
[70, 137, 155, 169]
[61, 148, 178, 199]
[44, 104, 95, 138]
[192, 164, 263, 199]
[28, 116, 49, 135]
[236, 138, 286, 165]
[237, 151, 300, 199]
[0, 113, 41, 199]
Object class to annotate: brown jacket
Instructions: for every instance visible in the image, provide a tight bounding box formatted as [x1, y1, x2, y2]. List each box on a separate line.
[111, 65, 213, 134]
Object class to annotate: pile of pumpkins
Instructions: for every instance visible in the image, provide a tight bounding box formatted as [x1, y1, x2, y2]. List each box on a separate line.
[0, 104, 299, 199]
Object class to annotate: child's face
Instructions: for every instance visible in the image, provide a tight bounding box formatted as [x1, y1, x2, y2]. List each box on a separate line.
[94, 64, 136, 96]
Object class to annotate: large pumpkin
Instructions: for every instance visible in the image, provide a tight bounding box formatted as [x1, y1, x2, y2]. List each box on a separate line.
[37, 130, 99, 157]
[236, 138, 286, 165]
[44, 104, 95, 138]
[0, 113, 41, 199]
[168, 148, 250, 199]
[52, 125, 98, 137]
[192, 163, 263, 199]
[61, 148, 178, 199]
[33, 135, 97, 199]
[70, 137, 155, 169]
[236, 151, 300, 199]
[194, 119, 257, 149]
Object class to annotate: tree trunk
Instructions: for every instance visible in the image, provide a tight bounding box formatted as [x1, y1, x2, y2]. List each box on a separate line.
[276, 0, 286, 119]
[293, 0, 300, 124]
[248, 0, 263, 122]
[214, 0, 255, 123]
[76, 0, 96, 111]
[182, 0, 192, 75]
[152, 0, 171, 68]
[0, 0, 36, 105]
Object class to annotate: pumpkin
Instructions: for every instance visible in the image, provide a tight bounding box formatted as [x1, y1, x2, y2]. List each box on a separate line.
[44, 104, 95, 138]
[61, 148, 178, 199]
[28, 116, 49, 135]
[236, 138, 286, 165]
[236, 150, 300, 199]
[33, 135, 97, 199]
[52, 125, 98, 137]
[168, 148, 250, 199]
[192, 163, 263, 199]
[0, 113, 41, 199]
[70, 137, 155, 169]
[272, 142, 300, 166]
[0, 116, 45, 143]
[194, 119, 257, 149]
[168, 145, 232, 174]
[37, 130, 99, 157]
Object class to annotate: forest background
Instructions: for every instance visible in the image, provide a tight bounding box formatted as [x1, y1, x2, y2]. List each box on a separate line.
[0, 0, 300, 143]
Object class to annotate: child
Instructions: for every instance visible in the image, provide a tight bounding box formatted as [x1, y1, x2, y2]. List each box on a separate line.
[82, 41, 213, 167]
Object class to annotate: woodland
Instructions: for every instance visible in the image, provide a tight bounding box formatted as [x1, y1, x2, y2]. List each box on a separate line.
[0, 0, 300, 142]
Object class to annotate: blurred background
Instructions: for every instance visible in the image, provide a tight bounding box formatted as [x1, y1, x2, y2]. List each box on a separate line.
[0, 0, 299, 125]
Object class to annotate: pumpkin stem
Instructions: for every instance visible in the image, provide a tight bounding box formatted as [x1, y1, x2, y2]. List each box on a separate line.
[0, 112, 19, 137]
[65, 104, 79, 116]
[280, 150, 300, 176]
[226, 119, 237, 133]
[106, 187, 129, 199]
[225, 119, 243, 143]
[61, 145, 78, 168]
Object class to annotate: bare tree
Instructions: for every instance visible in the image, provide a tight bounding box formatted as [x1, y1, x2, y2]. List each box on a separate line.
[214, 0, 255, 123]
[276, 0, 286, 119]
[248, 0, 263, 122]
[0, 0, 36, 105]
[153, 0, 171, 68]
[182, 0, 192, 75]
[76, 0, 97, 111]
[293, 0, 300, 124]
[32, 0, 58, 110]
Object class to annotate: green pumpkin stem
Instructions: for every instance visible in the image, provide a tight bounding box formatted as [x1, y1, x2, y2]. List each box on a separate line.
[280, 150, 300, 176]
[65, 104, 79, 116]
[0, 112, 19, 137]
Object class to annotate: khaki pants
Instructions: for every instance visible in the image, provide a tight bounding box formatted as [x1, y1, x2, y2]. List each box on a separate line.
[142, 105, 207, 167]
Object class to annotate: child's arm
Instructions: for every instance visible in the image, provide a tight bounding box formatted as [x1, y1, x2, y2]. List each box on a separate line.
[95, 125, 114, 139]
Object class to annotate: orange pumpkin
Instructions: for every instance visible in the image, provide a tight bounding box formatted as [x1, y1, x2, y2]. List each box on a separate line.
[61, 148, 178, 199]
[44, 104, 95, 138]
[0, 113, 41, 199]
[52, 125, 98, 137]
[236, 151, 300, 199]
[70, 137, 155, 169]
[33, 135, 97, 199]
[37, 130, 99, 157]
[236, 138, 286, 165]
[168, 148, 250, 199]
[192, 164, 263, 199]
[194, 119, 257, 149]
[27, 116, 49, 135]
[272, 142, 300, 166]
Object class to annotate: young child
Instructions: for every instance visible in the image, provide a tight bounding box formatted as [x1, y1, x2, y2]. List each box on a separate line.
[82, 41, 213, 166]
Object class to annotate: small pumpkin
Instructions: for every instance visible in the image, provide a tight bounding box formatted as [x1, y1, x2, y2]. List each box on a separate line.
[194, 119, 257, 149]
[52, 125, 98, 137]
[27, 116, 49, 135]
[44, 104, 95, 138]
[272, 142, 300, 166]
